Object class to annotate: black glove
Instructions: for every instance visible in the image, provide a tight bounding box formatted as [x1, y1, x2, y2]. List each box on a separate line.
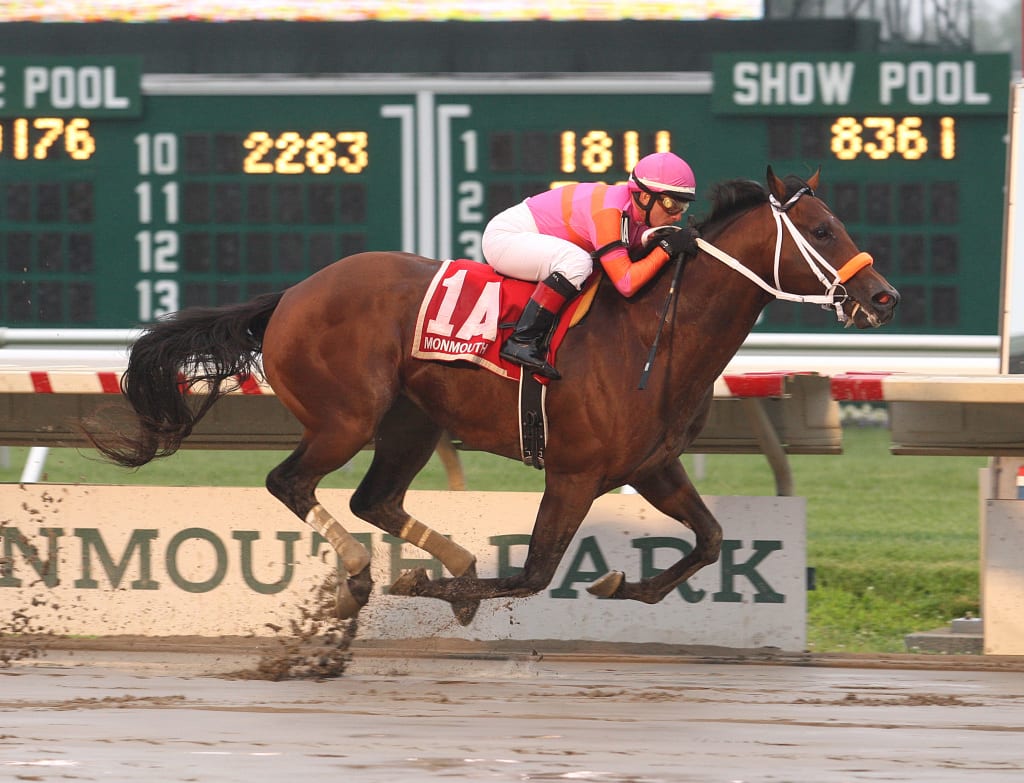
[657, 226, 700, 258]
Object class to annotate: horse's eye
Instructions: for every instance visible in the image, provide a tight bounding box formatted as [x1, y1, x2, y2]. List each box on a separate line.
[811, 224, 832, 240]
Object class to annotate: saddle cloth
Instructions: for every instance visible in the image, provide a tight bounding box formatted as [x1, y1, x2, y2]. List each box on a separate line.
[412, 259, 596, 382]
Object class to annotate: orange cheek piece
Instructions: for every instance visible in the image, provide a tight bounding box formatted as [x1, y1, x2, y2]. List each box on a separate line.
[835, 252, 874, 283]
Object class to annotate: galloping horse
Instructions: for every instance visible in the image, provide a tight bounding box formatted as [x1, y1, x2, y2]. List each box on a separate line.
[86, 168, 899, 625]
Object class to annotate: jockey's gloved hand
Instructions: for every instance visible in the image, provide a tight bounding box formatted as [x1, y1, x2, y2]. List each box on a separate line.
[635, 226, 678, 259]
[641, 226, 678, 246]
[657, 226, 700, 258]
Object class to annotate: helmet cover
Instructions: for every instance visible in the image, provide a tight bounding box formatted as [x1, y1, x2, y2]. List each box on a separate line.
[629, 152, 696, 202]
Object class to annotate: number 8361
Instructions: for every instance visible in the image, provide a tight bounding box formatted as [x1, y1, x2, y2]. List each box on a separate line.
[830, 116, 956, 161]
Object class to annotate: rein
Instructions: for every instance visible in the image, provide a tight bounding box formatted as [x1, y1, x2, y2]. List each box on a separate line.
[695, 188, 873, 324]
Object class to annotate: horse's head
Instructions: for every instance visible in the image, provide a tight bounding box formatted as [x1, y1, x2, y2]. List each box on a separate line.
[765, 166, 899, 328]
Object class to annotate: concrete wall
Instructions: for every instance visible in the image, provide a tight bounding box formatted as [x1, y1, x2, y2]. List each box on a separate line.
[1, 485, 806, 650]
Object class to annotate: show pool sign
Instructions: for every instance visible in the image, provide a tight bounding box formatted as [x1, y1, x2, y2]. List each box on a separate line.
[710, 51, 1009, 337]
[713, 52, 1006, 113]
[0, 56, 142, 116]
[1, 486, 806, 650]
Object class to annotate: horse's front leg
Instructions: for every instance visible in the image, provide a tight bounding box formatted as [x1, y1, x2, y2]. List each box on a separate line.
[389, 475, 597, 616]
[588, 459, 723, 604]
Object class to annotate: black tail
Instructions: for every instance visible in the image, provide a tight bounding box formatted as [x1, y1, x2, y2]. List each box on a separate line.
[83, 291, 285, 467]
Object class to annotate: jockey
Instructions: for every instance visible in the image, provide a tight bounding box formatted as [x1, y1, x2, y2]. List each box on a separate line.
[482, 151, 701, 380]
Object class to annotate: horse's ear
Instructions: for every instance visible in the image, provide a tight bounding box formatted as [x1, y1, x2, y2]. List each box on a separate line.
[766, 165, 786, 199]
[807, 167, 821, 191]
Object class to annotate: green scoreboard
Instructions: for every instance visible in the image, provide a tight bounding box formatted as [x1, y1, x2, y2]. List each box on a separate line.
[0, 53, 1009, 333]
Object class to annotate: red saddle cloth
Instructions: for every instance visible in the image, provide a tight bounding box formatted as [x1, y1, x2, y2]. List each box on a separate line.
[412, 259, 592, 381]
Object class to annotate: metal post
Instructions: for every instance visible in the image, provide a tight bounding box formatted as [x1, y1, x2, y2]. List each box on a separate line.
[20, 447, 49, 484]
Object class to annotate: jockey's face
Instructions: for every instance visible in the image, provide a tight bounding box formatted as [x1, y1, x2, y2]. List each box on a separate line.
[645, 194, 687, 228]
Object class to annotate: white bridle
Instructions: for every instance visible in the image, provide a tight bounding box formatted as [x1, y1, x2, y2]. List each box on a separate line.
[692, 187, 874, 324]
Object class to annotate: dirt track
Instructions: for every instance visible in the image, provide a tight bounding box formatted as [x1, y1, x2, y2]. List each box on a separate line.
[3, 638, 1024, 782]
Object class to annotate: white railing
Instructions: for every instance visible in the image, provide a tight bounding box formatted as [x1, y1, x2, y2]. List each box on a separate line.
[0, 329, 1002, 375]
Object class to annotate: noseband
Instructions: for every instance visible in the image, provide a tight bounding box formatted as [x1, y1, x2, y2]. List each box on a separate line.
[696, 186, 874, 324]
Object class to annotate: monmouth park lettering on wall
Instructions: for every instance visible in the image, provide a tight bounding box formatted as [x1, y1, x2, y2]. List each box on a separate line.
[1, 526, 785, 605]
[0, 486, 807, 648]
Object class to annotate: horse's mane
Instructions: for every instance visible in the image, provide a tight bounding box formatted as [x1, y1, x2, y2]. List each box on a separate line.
[693, 175, 811, 239]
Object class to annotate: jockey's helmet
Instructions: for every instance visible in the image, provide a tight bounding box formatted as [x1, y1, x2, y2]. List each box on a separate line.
[628, 152, 697, 203]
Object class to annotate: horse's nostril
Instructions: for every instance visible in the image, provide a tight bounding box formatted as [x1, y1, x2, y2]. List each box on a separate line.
[874, 291, 898, 307]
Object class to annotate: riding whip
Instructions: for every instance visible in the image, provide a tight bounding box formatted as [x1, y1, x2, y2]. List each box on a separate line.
[638, 254, 685, 391]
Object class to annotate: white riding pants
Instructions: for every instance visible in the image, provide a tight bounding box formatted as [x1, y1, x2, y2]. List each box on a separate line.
[481, 201, 591, 290]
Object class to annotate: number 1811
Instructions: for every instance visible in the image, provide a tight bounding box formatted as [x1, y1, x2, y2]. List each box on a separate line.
[559, 129, 672, 174]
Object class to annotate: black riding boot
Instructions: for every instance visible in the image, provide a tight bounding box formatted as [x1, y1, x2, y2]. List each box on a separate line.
[500, 272, 579, 380]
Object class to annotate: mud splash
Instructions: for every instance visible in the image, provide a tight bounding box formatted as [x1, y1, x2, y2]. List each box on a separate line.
[229, 573, 358, 681]
[0, 602, 52, 667]
[0, 512, 56, 668]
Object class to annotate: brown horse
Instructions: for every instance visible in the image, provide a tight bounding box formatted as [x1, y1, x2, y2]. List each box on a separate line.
[86, 168, 898, 625]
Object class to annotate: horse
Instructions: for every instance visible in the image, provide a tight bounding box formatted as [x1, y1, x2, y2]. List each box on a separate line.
[85, 167, 899, 625]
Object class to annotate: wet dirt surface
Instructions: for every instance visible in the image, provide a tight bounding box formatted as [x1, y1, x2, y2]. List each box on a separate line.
[2, 641, 1024, 782]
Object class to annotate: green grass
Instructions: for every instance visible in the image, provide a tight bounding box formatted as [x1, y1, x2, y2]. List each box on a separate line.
[0, 445, 547, 491]
[0, 427, 984, 653]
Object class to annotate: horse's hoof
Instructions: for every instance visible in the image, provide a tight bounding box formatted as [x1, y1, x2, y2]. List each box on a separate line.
[587, 570, 624, 598]
[335, 567, 372, 619]
[447, 562, 479, 625]
[335, 589, 361, 619]
[388, 567, 429, 596]
[450, 599, 480, 626]
[335, 582, 360, 619]
[348, 567, 373, 605]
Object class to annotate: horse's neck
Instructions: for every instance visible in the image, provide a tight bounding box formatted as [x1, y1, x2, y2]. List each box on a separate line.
[670, 214, 775, 380]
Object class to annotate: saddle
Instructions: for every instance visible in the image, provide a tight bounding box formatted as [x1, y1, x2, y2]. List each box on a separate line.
[413, 259, 597, 379]
[413, 259, 599, 468]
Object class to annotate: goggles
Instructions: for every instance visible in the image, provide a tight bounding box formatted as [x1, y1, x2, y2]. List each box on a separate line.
[656, 194, 690, 215]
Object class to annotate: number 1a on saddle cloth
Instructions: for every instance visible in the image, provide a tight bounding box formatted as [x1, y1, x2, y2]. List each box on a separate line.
[412, 259, 597, 381]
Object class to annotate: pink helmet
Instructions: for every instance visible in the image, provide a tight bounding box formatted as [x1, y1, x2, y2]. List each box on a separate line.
[629, 152, 696, 202]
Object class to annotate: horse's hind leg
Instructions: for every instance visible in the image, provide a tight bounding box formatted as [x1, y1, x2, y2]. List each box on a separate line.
[350, 396, 479, 623]
[435, 434, 465, 491]
[266, 433, 373, 618]
[390, 472, 599, 612]
[588, 459, 723, 603]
